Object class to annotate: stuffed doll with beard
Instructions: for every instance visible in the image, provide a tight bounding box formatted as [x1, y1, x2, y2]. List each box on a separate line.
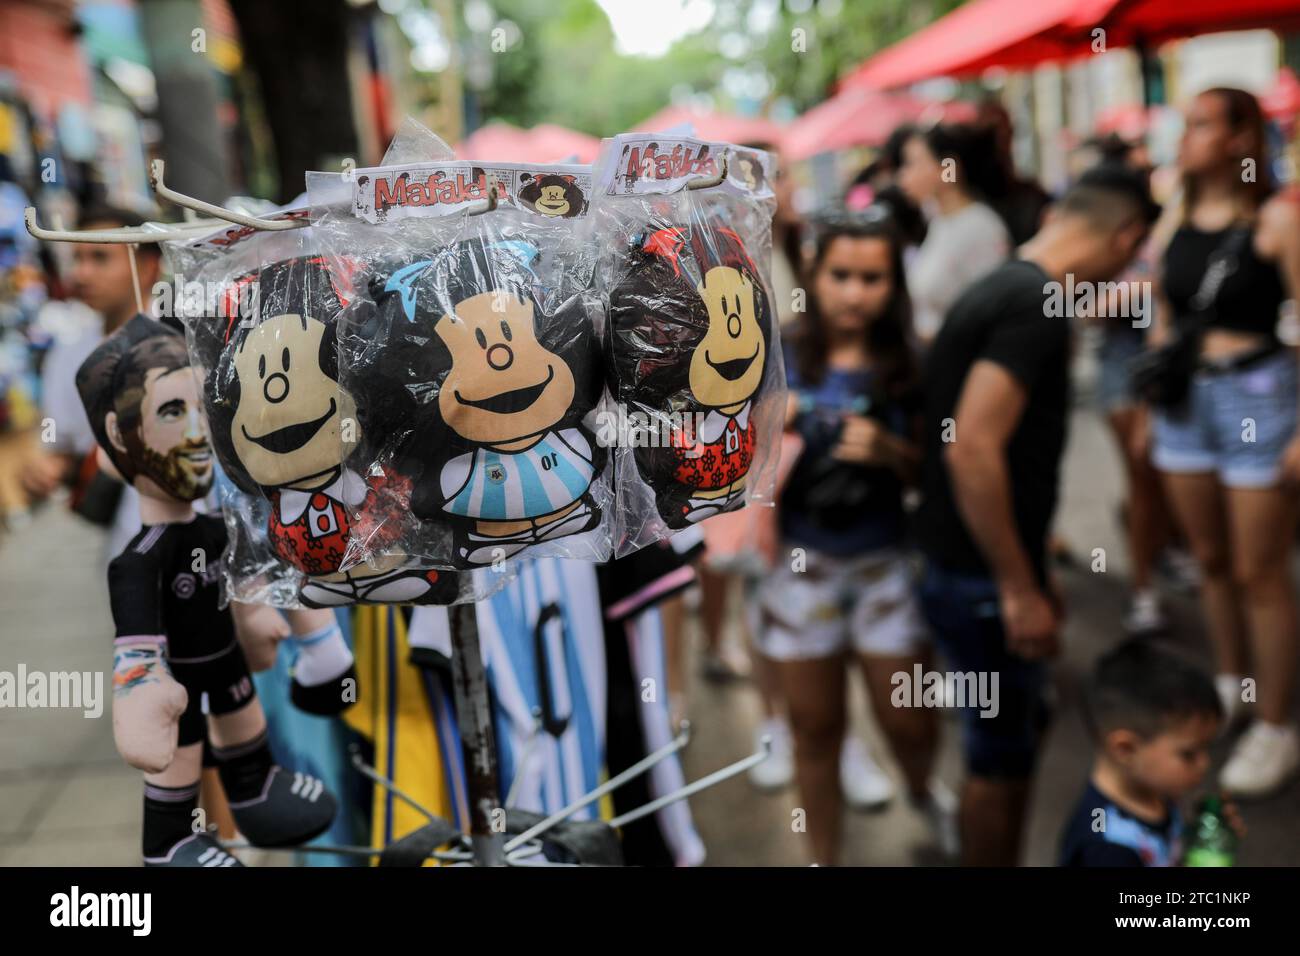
[77, 315, 337, 865]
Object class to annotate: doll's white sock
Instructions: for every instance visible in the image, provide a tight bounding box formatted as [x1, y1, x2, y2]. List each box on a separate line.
[291, 622, 352, 686]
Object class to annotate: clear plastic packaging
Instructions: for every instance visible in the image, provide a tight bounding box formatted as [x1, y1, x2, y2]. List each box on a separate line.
[165, 199, 485, 606]
[591, 135, 785, 556]
[307, 131, 613, 571]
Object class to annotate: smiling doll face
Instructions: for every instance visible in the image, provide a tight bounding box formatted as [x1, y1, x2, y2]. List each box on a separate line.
[435, 289, 575, 448]
[229, 313, 358, 489]
[688, 264, 766, 410]
[535, 183, 572, 216]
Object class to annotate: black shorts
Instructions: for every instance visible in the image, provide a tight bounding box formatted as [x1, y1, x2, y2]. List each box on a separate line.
[169, 640, 256, 747]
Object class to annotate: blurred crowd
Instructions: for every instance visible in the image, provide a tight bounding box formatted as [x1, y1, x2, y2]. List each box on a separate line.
[701, 84, 1297, 866]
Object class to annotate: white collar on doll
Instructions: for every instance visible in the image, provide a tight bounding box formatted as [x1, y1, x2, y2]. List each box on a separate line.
[278, 468, 367, 524]
[697, 401, 752, 445]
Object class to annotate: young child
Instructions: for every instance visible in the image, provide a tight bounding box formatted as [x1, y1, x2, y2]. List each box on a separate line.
[1060, 639, 1235, 866]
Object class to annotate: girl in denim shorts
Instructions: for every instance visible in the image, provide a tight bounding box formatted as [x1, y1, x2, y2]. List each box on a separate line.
[1146, 87, 1300, 799]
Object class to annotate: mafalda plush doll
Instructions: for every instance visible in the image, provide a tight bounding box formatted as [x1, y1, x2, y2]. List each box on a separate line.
[608, 217, 771, 528]
[374, 236, 605, 567]
[77, 315, 336, 866]
[199, 255, 458, 624]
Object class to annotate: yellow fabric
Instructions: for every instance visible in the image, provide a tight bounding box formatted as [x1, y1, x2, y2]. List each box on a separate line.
[0, 105, 13, 154]
[344, 606, 454, 864]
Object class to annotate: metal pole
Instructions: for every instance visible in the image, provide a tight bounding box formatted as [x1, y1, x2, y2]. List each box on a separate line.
[448, 601, 506, 866]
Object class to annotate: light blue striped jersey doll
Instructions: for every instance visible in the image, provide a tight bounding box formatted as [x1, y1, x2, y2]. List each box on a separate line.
[378, 237, 606, 568]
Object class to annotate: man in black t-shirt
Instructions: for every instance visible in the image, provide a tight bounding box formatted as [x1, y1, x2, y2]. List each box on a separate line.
[916, 165, 1159, 866]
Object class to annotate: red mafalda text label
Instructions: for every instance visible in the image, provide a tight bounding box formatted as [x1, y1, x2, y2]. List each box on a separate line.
[355, 167, 490, 222]
[622, 142, 718, 186]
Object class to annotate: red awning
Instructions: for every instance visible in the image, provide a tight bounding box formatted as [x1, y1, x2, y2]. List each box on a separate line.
[843, 0, 1300, 91]
[782, 89, 977, 161]
[842, 0, 1114, 91]
[1087, 0, 1300, 47]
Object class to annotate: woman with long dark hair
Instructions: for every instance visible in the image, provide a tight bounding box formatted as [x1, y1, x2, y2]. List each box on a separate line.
[757, 212, 952, 865]
[1147, 87, 1300, 797]
[898, 123, 1012, 343]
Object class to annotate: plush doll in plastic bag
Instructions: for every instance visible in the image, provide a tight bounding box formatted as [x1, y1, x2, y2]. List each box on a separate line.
[193, 254, 462, 716]
[607, 213, 773, 528]
[200, 254, 459, 604]
[369, 236, 607, 567]
[77, 315, 337, 866]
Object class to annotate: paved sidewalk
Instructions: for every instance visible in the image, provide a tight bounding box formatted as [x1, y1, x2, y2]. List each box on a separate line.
[0, 504, 139, 866]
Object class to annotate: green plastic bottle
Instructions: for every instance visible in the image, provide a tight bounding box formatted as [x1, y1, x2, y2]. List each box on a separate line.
[1183, 795, 1236, 867]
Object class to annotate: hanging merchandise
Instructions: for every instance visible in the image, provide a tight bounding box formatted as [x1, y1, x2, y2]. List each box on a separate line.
[309, 150, 614, 571]
[164, 204, 472, 613]
[22, 116, 782, 869]
[597, 540, 707, 867]
[344, 604, 468, 857]
[592, 136, 785, 554]
[75, 315, 338, 866]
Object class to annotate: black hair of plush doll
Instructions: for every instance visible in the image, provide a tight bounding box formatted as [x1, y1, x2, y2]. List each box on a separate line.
[368, 236, 605, 567]
[607, 216, 772, 529]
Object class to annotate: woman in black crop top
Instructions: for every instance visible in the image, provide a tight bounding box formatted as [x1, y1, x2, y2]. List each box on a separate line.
[1147, 87, 1300, 799]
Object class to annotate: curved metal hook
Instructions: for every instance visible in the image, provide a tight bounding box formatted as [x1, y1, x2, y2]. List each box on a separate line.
[25, 207, 222, 244]
[150, 159, 305, 231]
[686, 151, 730, 191]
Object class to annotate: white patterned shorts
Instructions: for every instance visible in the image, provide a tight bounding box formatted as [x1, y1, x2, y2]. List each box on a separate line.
[757, 548, 929, 661]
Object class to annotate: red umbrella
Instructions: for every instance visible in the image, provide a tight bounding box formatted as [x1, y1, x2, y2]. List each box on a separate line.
[526, 124, 601, 163]
[457, 122, 533, 160]
[841, 0, 1108, 91]
[782, 89, 977, 162]
[842, 0, 1300, 91]
[635, 105, 785, 147]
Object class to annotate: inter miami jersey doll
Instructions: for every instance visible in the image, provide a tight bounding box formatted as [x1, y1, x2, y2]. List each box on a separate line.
[77, 316, 337, 866]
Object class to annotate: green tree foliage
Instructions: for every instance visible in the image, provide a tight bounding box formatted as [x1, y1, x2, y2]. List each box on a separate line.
[463, 0, 965, 134]
[761, 0, 965, 110]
